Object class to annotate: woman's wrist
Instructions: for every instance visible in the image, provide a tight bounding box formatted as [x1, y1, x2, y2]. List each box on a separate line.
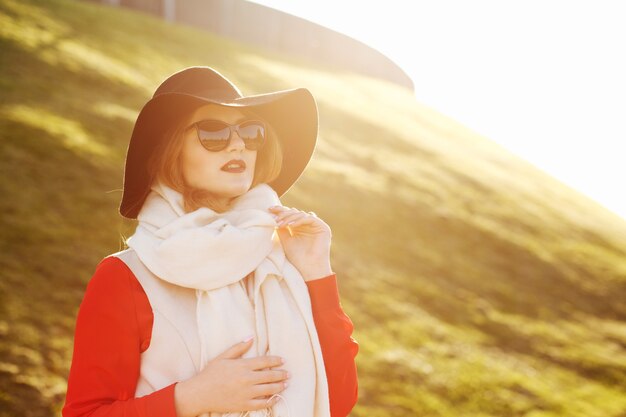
[174, 379, 201, 417]
[299, 262, 333, 282]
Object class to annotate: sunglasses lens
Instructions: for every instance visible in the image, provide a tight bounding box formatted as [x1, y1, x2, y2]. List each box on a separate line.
[238, 121, 265, 150]
[196, 120, 230, 151]
[194, 120, 266, 152]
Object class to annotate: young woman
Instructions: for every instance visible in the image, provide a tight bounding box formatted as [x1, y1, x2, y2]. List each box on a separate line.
[62, 66, 359, 417]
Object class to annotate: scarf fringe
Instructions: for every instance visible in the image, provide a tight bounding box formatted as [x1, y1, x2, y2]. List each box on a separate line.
[221, 393, 291, 417]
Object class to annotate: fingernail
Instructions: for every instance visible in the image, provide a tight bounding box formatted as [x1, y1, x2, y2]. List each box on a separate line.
[242, 335, 254, 343]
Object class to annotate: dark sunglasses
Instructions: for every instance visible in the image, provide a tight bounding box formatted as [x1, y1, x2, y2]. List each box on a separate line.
[190, 119, 266, 152]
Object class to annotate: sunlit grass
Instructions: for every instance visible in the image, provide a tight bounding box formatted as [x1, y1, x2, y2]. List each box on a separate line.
[2, 104, 111, 158]
[1, 0, 626, 416]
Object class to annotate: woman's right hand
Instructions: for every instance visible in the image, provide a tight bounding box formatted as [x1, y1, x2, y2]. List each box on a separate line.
[174, 337, 289, 417]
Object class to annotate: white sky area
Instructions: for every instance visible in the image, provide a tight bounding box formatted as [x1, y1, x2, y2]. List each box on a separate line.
[248, 0, 626, 220]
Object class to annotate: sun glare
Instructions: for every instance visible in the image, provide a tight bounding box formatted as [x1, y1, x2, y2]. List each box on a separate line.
[248, 0, 626, 220]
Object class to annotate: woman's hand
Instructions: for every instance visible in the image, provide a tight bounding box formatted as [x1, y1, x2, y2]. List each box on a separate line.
[268, 205, 333, 281]
[174, 338, 289, 417]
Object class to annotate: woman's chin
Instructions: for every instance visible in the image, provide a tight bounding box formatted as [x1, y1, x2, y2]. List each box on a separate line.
[218, 185, 253, 201]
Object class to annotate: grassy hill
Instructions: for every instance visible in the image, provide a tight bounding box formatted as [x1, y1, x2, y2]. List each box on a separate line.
[1, 0, 626, 416]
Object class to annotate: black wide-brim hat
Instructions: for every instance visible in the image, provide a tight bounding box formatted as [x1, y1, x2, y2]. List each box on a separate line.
[119, 66, 318, 219]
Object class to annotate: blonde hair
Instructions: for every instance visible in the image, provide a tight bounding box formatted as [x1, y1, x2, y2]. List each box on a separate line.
[147, 110, 283, 213]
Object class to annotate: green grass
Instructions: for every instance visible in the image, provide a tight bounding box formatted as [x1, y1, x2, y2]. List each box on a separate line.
[1, 0, 626, 416]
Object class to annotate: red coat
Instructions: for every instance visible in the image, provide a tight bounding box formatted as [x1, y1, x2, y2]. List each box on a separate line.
[62, 256, 359, 417]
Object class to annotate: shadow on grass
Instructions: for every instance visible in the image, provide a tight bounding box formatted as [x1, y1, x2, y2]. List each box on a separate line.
[0, 370, 53, 417]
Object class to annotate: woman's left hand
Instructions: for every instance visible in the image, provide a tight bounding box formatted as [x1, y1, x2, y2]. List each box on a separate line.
[268, 205, 333, 282]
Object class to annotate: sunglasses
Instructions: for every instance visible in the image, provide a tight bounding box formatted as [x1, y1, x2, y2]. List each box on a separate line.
[190, 119, 266, 152]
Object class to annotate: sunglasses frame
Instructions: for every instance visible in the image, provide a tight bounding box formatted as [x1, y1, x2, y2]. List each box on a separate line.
[190, 119, 266, 152]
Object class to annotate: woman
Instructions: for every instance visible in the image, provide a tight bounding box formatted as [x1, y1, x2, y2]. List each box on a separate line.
[62, 66, 359, 417]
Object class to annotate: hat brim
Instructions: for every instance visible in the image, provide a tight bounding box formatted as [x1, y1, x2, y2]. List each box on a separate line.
[119, 88, 318, 219]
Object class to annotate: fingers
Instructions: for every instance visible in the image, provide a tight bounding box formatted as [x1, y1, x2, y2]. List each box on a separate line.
[280, 214, 319, 229]
[252, 381, 288, 398]
[215, 338, 286, 374]
[268, 206, 315, 215]
[276, 212, 310, 228]
[215, 336, 254, 359]
[242, 355, 284, 370]
[268, 206, 319, 228]
[249, 368, 290, 385]
[198, 337, 291, 412]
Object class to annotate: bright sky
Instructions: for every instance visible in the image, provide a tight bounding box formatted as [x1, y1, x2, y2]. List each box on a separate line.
[249, 0, 626, 220]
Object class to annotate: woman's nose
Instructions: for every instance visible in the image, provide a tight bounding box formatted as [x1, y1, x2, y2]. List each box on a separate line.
[226, 129, 246, 151]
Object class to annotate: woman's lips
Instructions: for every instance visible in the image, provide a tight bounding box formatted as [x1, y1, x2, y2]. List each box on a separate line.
[221, 159, 246, 173]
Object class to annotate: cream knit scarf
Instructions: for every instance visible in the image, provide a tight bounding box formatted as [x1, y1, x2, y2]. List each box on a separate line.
[126, 181, 330, 417]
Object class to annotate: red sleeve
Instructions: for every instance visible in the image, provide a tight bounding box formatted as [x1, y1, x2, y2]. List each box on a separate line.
[306, 274, 359, 417]
[62, 256, 178, 417]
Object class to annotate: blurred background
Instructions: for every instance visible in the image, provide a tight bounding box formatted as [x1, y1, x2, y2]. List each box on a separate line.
[1, 0, 625, 416]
